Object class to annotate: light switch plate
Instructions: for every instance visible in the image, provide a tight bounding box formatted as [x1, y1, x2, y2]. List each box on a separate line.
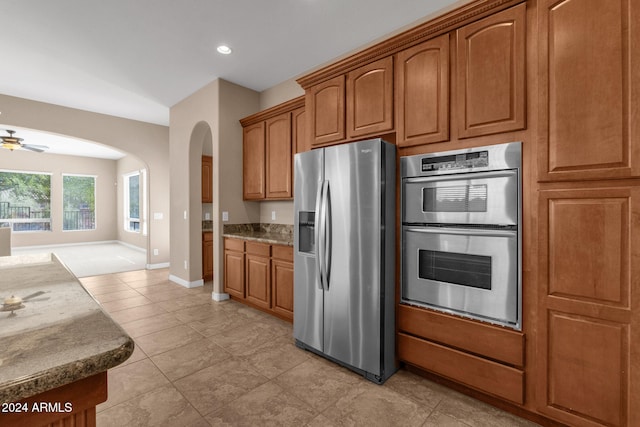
[271, 211, 276, 220]
[222, 211, 229, 222]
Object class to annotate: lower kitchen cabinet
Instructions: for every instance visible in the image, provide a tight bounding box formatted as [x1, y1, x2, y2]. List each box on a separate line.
[223, 238, 245, 298]
[202, 232, 213, 281]
[223, 237, 293, 321]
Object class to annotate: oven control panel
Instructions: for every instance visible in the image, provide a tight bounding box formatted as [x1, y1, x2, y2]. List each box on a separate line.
[421, 150, 488, 172]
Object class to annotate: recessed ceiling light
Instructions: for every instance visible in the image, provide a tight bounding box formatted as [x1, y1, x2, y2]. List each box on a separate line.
[217, 45, 232, 55]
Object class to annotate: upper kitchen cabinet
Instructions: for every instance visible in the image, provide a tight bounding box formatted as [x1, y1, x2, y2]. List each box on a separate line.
[240, 96, 304, 200]
[202, 155, 212, 203]
[306, 57, 394, 147]
[292, 106, 308, 153]
[265, 113, 292, 199]
[242, 122, 265, 200]
[456, 3, 526, 139]
[307, 75, 346, 147]
[538, 0, 640, 181]
[396, 34, 449, 147]
[346, 56, 394, 138]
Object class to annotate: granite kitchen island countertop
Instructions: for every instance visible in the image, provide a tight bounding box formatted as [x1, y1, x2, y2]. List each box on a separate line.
[0, 253, 134, 404]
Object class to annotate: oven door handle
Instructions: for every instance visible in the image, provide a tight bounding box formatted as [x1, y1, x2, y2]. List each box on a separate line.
[404, 226, 517, 238]
[403, 169, 517, 184]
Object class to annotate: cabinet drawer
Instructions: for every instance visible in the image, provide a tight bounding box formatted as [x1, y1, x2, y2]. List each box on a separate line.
[203, 232, 213, 242]
[398, 304, 524, 367]
[224, 238, 244, 252]
[271, 245, 293, 262]
[245, 241, 270, 257]
[398, 333, 524, 405]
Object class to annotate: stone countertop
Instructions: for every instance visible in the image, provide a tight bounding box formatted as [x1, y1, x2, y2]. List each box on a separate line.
[223, 230, 293, 246]
[0, 253, 134, 404]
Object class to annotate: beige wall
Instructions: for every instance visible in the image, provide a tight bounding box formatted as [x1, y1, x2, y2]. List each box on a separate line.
[169, 79, 261, 290]
[0, 150, 117, 247]
[0, 94, 170, 267]
[116, 155, 148, 250]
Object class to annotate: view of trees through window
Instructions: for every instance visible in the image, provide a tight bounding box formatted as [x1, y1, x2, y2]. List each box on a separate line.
[63, 175, 96, 231]
[0, 171, 52, 231]
[125, 172, 140, 232]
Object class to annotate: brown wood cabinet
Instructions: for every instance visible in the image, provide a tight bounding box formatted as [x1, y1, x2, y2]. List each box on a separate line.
[292, 106, 308, 154]
[245, 242, 271, 310]
[395, 34, 450, 147]
[346, 56, 394, 138]
[537, 185, 639, 427]
[201, 155, 212, 203]
[223, 237, 293, 322]
[240, 97, 304, 200]
[271, 245, 294, 321]
[223, 238, 244, 298]
[307, 75, 346, 146]
[202, 232, 213, 281]
[265, 113, 292, 199]
[456, 3, 526, 138]
[538, 0, 640, 181]
[242, 122, 266, 200]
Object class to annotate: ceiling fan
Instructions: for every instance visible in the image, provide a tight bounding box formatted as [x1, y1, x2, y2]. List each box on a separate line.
[1, 129, 48, 152]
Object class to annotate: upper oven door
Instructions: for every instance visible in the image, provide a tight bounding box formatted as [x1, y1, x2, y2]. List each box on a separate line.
[402, 170, 518, 225]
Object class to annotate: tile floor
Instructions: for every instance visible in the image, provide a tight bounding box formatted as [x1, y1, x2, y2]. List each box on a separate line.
[80, 269, 540, 427]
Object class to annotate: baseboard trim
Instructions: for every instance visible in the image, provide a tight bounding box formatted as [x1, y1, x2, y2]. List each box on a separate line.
[147, 262, 170, 270]
[169, 274, 204, 288]
[213, 292, 230, 302]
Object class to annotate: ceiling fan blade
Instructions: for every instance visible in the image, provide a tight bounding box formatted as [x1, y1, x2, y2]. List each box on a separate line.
[21, 144, 47, 152]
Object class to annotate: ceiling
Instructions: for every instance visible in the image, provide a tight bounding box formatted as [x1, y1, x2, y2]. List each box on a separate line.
[0, 0, 467, 158]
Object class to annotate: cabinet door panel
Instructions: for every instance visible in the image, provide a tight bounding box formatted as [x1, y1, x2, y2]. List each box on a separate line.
[307, 75, 345, 146]
[224, 251, 244, 298]
[272, 259, 293, 320]
[201, 156, 212, 203]
[539, 0, 640, 180]
[292, 107, 308, 154]
[396, 34, 449, 147]
[347, 56, 394, 138]
[245, 254, 270, 309]
[243, 122, 265, 199]
[456, 4, 526, 138]
[265, 113, 292, 199]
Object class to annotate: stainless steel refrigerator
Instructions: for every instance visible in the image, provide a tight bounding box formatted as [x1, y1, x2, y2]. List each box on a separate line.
[293, 138, 397, 384]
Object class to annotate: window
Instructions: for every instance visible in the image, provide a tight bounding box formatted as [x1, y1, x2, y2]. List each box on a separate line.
[124, 170, 146, 234]
[63, 175, 96, 231]
[0, 170, 52, 232]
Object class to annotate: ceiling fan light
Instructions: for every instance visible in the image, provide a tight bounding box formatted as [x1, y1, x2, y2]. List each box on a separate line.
[216, 45, 232, 55]
[2, 141, 21, 151]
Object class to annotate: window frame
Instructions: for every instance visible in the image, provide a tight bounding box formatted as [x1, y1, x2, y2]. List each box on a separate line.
[0, 169, 52, 233]
[62, 173, 97, 232]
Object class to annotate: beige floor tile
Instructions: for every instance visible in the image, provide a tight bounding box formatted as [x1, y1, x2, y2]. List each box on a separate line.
[98, 359, 170, 411]
[84, 282, 133, 296]
[109, 303, 168, 324]
[423, 411, 474, 427]
[80, 274, 124, 286]
[118, 342, 147, 367]
[101, 294, 153, 312]
[206, 381, 317, 426]
[306, 413, 339, 427]
[125, 277, 171, 288]
[435, 392, 541, 427]
[172, 301, 231, 323]
[150, 338, 232, 381]
[96, 385, 206, 427]
[321, 381, 431, 427]
[240, 335, 310, 379]
[120, 312, 183, 338]
[134, 283, 188, 296]
[209, 321, 288, 356]
[93, 289, 142, 303]
[274, 357, 362, 412]
[174, 357, 268, 416]
[136, 288, 191, 303]
[384, 369, 449, 410]
[156, 294, 212, 312]
[187, 310, 255, 337]
[135, 324, 204, 356]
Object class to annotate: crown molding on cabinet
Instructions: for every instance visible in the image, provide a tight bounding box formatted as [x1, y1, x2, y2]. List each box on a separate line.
[296, 0, 525, 89]
[239, 96, 305, 127]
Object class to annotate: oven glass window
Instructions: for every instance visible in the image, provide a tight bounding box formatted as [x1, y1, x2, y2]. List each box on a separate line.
[418, 250, 491, 290]
[422, 184, 487, 213]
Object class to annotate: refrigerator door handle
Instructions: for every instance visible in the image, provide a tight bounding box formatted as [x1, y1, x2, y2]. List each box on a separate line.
[315, 181, 325, 290]
[324, 181, 332, 290]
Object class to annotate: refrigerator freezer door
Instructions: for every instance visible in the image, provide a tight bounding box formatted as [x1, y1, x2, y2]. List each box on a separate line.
[293, 149, 324, 352]
[322, 140, 384, 376]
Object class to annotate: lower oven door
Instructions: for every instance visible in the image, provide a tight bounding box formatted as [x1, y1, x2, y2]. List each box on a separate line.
[402, 226, 519, 329]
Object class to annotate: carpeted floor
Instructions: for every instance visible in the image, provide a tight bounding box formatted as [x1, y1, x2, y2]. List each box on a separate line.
[12, 242, 147, 277]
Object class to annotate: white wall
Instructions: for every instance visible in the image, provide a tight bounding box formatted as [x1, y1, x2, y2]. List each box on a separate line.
[0, 150, 117, 247]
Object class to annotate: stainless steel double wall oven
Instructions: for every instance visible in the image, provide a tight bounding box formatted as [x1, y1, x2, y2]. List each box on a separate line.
[401, 142, 522, 330]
